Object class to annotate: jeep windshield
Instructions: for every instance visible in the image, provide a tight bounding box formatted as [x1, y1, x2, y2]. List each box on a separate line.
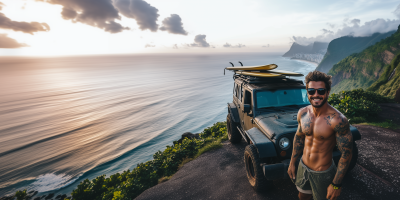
[256, 88, 310, 109]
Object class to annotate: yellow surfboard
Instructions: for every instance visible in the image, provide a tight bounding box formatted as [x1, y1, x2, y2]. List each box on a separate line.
[226, 64, 277, 71]
[235, 71, 284, 77]
[265, 69, 304, 76]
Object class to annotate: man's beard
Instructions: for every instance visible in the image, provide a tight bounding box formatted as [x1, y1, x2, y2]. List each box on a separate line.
[309, 96, 327, 108]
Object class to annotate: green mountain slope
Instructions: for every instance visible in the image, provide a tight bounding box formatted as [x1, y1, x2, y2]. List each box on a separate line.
[367, 53, 400, 97]
[328, 25, 400, 96]
[316, 31, 395, 73]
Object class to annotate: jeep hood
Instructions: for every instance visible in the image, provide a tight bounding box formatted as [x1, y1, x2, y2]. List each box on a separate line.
[254, 110, 299, 140]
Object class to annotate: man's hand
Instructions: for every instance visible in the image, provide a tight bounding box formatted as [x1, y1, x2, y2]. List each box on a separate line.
[326, 184, 341, 200]
[287, 164, 296, 180]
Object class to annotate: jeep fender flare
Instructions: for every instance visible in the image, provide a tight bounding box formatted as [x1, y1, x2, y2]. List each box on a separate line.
[227, 103, 240, 123]
[350, 125, 361, 141]
[246, 127, 277, 158]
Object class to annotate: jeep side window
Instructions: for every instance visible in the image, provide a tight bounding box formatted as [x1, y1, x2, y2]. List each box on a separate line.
[244, 90, 252, 110]
[238, 84, 242, 101]
[244, 90, 251, 105]
[233, 83, 237, 97]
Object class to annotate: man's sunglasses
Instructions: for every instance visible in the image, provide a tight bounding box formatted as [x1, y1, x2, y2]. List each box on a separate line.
[307, 88, 327, 95]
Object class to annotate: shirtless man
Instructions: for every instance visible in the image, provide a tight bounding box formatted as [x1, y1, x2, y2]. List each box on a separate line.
[287, 71, 353, 200]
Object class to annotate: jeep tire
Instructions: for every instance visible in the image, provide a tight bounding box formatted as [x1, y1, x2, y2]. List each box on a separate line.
[226, 114, 241, 143]
[244, 144, 273, 192]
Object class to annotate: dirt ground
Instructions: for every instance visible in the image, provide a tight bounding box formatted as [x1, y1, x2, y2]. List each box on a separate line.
[135, 104, 400, 200]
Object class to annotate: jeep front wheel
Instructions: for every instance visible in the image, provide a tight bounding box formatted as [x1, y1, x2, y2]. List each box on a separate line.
[226, 114, 241, 143]
[244, 144, 273, 192]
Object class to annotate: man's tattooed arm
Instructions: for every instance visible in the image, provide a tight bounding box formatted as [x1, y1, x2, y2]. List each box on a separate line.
[332, 116, 353, 185]
[291, 109, 306, 162]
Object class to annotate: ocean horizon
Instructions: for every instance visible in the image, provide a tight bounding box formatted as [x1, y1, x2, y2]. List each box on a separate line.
[0, 52, 316, 197]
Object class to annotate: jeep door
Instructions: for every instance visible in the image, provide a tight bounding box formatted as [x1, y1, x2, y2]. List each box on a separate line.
[233, 81, 243, 109]
[240, 88, 254, 131]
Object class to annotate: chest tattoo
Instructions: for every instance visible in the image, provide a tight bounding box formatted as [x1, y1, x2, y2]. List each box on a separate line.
[301, 112, 313, 136]
[324, 113, 336, 126]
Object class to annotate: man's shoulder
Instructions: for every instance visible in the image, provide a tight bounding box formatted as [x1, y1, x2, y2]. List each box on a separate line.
[298, 105, 310, 115]
[329, 110, 350, 135]
[328, 106, 347, 122]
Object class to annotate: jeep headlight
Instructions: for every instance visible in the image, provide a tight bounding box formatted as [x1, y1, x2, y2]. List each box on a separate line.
[279, 137, 290, 150]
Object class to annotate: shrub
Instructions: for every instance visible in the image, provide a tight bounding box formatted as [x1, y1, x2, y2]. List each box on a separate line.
[14, 189, 27, 200]
[328, 89, 393, 122]
[67, 122, 227, 200]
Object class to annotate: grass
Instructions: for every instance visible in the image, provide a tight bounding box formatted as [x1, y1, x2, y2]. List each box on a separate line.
[158, 175, 173, 184]
[357, 120, 400, 130]
[160, 132, 229, 184]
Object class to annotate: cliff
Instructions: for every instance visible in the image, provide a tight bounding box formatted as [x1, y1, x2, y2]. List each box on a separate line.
[311, 42, 329, 53]
[328, 25, 400, 96]
[282, 43, 313, 57]
[317, 31, 396, 73]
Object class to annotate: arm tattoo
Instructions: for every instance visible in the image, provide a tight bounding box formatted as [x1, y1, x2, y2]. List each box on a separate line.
[292, 111, 305, 160]
[333, 117, 353, 184]
[292, 134, 305, 160]
[301, 112, 313, 136]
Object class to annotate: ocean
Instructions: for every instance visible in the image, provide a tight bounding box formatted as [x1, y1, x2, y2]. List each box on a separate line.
[0, 52, 316, 196]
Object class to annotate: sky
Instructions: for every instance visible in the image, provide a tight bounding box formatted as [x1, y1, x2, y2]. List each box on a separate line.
[0, 0, 399, 56]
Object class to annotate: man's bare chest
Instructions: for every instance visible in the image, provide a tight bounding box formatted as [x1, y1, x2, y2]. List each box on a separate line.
[300, 112, 335, 140]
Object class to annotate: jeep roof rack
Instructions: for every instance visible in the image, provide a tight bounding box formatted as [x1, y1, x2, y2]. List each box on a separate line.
[234, 74, 303, 84]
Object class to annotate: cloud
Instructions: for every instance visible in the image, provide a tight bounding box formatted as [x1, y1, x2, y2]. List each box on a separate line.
[223, 42, 231, 47]
[327, 23, 335, 28]
[223, 42, 245, 48]
[292, 18, 400, 45]
[0, 34, 28, 48]
[159, 14, 187, 35]
[350, 19, 361, 26]
[145, 43, 155, 48]
[394, 4, 400, 19]
[39, 0, 128, 33]
[113, 0, 159, 32]
[262, 44, 269, 47]
[0, 2, 50, 34]
[321, 29, 334, 35]
[173, 44, 178, 49]
[190, 34, 210, 47]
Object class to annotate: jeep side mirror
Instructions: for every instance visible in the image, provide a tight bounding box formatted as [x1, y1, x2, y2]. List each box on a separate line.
[243, 104, 251, 113]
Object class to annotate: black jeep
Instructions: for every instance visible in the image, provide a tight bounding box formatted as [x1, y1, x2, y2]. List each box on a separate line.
[226, 74, 361, 191]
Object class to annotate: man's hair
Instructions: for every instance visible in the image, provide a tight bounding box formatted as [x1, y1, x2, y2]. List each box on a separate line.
[305, 71, 332, 91]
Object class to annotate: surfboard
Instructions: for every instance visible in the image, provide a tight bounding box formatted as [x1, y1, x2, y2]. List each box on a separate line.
[225, 64, 278, 71]
[264, 69, 304, 76]
[235, 71, 284, 77]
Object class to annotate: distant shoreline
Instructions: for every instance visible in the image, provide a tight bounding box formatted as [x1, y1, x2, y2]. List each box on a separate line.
[290, 58, 318, 66]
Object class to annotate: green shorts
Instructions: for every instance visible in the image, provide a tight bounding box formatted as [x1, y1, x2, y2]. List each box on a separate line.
[293, 158, 337, 200]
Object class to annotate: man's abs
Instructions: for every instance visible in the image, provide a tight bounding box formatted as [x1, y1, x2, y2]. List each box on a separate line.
[302, 137, 336, 171]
